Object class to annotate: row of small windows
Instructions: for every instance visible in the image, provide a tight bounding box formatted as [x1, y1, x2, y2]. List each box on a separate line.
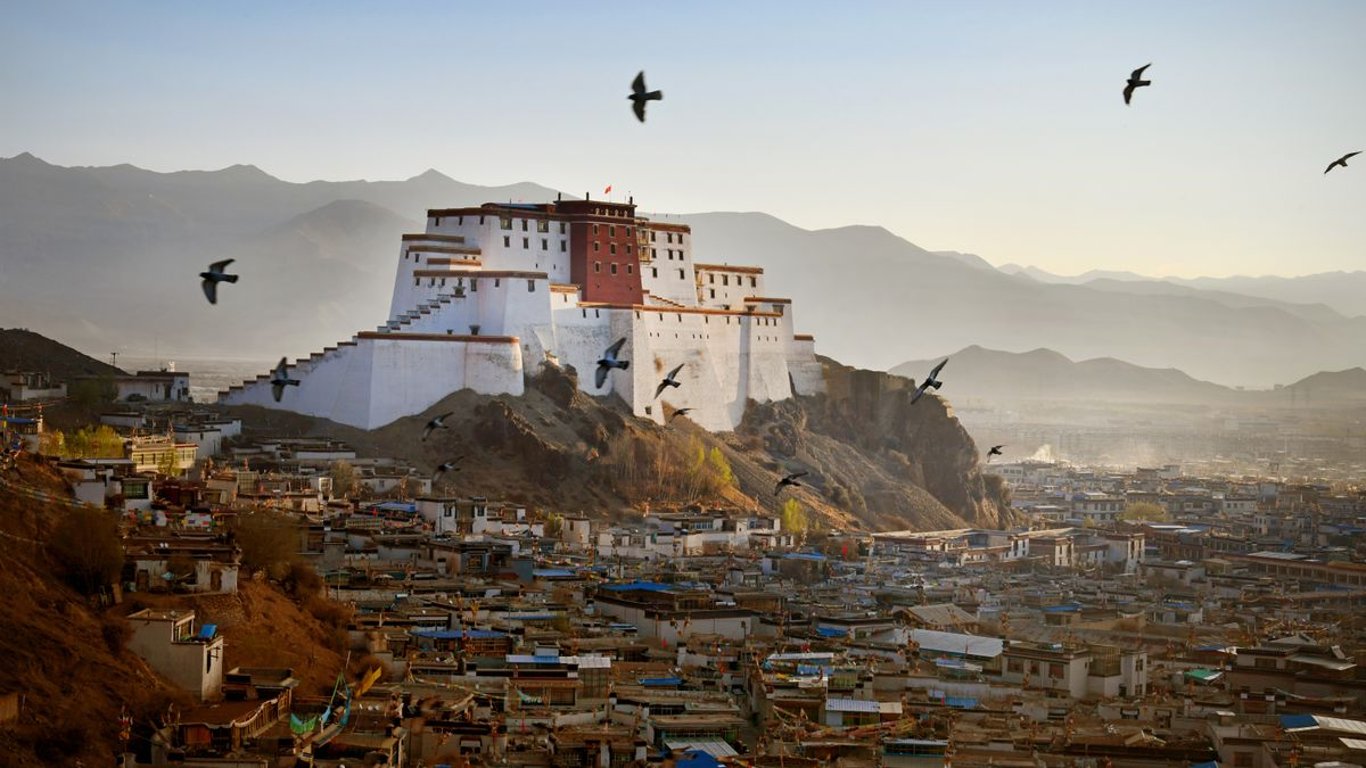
[593, 262, 635, 275]
[648, 231, 685, 245]
[592, 223, 635, 238]
[592, 241, 633, 255]
[500, 217, 564, 234]
[413, 276, 537, 292]
[706, 273, 758, 287]
[503, 235, 568, 252]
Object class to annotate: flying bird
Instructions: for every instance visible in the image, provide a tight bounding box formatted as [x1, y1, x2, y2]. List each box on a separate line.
[433, 456, 465, 481]
[668, 407, 694, 424]
[1324, 151, 1362, 174]
[629, 71, 663, 123]
[775, 470, 809, 497]
[1123, 63, 1152, 105]
[654, 364, 685, 399]
[422, 412, 454, 441]
[595, 338, 630, 389]
[199, 259, 238, 305]
[911, 359, 948, 404]
[269, 357, 300, 403]
[988, 445, 1005, 461]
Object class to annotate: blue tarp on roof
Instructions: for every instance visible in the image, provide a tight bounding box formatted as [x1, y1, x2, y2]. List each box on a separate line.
[411, 629, 507, 640]
[197, 624, 217, 640]
[374, 501, 417, 513]
[675, 751, 722, 768]
[1280, 714, 1318, 731]
[600, 581, 674, 592]
[816, 626, 849, 638]
[533, 569, 575, 578]
[945, 696, 979, 710]
[0, 417, 36, 425]
[640, 677, 683, 687]
[783, 552, 827, 561]
[1042, 603, 1082, 613]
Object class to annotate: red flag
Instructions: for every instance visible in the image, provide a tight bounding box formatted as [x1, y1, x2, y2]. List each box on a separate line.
[603, 185, 612, 195]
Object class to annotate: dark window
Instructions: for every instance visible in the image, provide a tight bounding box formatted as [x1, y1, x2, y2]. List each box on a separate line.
[528, 280, 535, 292]
[522, 237, 529, 249]
[710, 289, 716, 299]
[609, 225, 616, 237]
[541, 238, 548, 251]
[678, 233, 684, 245]
[626, 264, 633, 274]
[537, 219, 549, 233]
[750, 276, 757, 287]
[650, 231, 657, 242]
[559, 222, 566, 234]
[503, 236, 511, 247]
[521, 219, 528, 231]
[560, 241, 567, 252]
[593, 242, 601, 252]
[593, 223, 600, 235]
[667, 232, 674, 243]
[709, 274, 715, 284]
[610, 243, 617, 255]
[678, 269, 685, 279]
[652, 268, 658, 277]
[723, 275, 729, 286]
[594, 262, 601, 273]
[500, 217, 512, 230]
[626, 244, 633, 255]
[610, 263, 618, 275]
[471, 279, 478, 291]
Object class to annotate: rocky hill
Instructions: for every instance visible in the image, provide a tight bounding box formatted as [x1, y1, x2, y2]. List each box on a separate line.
[0, 327, 125, 379]
[222, 359, 1013, 532]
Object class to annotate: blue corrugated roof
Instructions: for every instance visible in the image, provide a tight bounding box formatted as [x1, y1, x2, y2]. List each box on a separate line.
[600, 581, 674, 592]
[374, 501, 417, 512]
[783, 552, 827, 561]
[640, 677, 683, 687]
[945, 696, 978, 709]
[816, 626, 848, 638]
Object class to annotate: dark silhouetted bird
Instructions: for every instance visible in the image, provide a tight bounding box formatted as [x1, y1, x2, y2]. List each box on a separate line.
[988, 445, 1005, 461]
[199, 259, 238, 305]
[1123, 63, 1152, 105]
[775, 470, 809, 496]
[433, 456, 465, 481]
[1325, 151, 1362, 174]
[668, 407, 694, 424]
[270, 357, 300, 403]
[655, 364, 685, 399]
[595, 338, 630, 389]
[422, 412, 454, 441]
[629, 71, 663, 123]
[911, 359, 948, 404]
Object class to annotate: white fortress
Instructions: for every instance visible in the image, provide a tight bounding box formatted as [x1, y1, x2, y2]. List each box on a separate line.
[219, 196, 824, 431]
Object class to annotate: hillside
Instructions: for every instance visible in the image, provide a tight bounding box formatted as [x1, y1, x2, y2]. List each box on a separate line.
[0, 327, 125, 379]
[0, 456, 346, 766]
[220, 359, 1012, 532]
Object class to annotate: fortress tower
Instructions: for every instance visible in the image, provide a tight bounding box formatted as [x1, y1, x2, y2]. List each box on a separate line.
[219, 195, 824, 431]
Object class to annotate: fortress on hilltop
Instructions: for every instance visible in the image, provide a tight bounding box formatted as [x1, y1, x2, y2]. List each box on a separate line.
[219, 195, 824, 431]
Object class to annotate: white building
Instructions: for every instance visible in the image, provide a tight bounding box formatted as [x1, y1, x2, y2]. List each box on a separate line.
[219, 196, 824, 432]
[126, 608, 225, 701]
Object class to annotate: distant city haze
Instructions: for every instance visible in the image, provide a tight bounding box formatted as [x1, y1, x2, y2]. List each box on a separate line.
[2, 1, 1363, 278]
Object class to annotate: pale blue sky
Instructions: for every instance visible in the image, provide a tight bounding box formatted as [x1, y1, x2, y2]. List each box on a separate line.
[2, 1, 1363, 277]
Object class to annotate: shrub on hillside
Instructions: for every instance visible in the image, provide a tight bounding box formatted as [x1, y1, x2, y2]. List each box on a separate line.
[102, 614, 132, 655]
[49, 506, 124, 595]
[232, 509, 301, 574]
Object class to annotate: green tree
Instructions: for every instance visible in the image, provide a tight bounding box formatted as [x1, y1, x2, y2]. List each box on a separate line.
[50, 506, 124, 595]
[1119, 501, 1170, 523]
[707, 447, 734, 488]
[69, 375, 117, 408]
[329, 460, 356, 498]
[156, 447, 179, 477]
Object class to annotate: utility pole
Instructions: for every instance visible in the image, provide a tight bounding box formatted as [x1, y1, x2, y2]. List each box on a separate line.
[110, 352, 118, 368]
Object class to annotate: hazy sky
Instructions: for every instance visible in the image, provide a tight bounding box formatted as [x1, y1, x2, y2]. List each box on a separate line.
[2, 1, 1363, 278]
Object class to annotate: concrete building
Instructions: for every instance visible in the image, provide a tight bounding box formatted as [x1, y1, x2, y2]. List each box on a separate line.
[219, 196, 824, 432]
[126, 608, 225, 701]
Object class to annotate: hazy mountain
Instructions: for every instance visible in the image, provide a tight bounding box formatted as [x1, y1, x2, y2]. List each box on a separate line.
[3, 154, 1365, 388]
[1079, 278, 1347, 325]
[680, 213, 1366, 388]
[890, 345, 1238, 405]
[0, 153, 556, 362]
[997, 264, 1151, 283]
[1278, 367, 1366, 404]
[1168, 272, 1366, 319]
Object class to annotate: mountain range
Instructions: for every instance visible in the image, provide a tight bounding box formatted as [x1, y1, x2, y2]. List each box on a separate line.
[2, 153, 1364, 389]
[891, 345, 1366, 407]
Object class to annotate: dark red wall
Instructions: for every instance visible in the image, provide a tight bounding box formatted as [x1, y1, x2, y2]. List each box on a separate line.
[569, 218, 644, 305]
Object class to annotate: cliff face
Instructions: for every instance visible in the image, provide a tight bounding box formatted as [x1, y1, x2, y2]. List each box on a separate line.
[738, 358, 1015, 530]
